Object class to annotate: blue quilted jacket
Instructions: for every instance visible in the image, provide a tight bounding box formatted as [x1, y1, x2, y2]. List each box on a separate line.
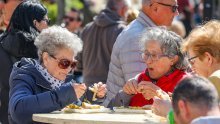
[8, 58, 77, 124]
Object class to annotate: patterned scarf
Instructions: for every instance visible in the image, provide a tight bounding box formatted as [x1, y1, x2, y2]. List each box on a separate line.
[34, 60, 64, 89]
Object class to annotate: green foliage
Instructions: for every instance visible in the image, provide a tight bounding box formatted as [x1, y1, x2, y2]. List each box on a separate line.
[66, 0, 84, 11]
[40, 0, 84, 25]
[41, 1, 58, 25]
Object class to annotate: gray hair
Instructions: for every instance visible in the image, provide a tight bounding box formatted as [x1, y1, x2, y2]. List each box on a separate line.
[34, 26, 82, 62]
[106, 0, 130, 11]
[140, 27, 188, 70]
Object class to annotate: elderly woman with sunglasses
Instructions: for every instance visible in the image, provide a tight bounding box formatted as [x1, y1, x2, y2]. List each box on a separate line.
[8, 26, 87, 124]
[109, 27, 188, 108]
[182, 20, 220, 98]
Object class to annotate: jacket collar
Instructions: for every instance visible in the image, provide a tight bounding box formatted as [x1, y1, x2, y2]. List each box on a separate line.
[28, 65, 53, 90]
[136, 11, 156, 27]
[14, 58, 53, 90]
[209, 69, 220, 78]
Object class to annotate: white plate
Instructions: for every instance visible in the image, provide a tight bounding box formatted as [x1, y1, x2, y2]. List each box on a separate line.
[113, 108, 149, 114]
[113, 105, 152, 114]
[63, 107, 112, 114]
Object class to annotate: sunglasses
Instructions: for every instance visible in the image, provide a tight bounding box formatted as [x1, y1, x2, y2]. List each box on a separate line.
[49, 54, 77, 69]
[64, 15, 80, 22]
[155, 2, 178, 13]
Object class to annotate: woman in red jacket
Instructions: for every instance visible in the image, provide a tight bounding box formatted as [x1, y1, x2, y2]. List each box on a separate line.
[109, 27, 189, 108]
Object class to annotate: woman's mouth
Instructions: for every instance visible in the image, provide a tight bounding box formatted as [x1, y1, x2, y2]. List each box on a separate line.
[148, 68, 154, 71]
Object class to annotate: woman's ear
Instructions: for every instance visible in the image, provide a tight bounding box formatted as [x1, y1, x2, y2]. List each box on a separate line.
[171, 55, 179, 66]
[42, 52, 49, 67]
[204, 52, 214, 66]
[33, 20, 38, 28]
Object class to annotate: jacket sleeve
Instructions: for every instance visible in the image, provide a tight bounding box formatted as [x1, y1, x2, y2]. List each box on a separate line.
[108, 90, 133, 108]
[9, 74, 78, 124]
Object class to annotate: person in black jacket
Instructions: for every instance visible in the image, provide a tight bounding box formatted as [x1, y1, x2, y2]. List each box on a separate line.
[0, 44, 13, 124]
[1, 0, 49, 61]
[0, 1, 49, 123]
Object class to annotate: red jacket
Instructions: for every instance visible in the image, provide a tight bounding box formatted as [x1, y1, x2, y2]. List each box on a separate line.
[129, 69, 187, 107]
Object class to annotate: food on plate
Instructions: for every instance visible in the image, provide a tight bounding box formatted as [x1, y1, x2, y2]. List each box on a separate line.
[66, 103, 82, 109]
[128, 105, 151, 110]
[82, 102, 101, 109]
[115, 105, 151, 110]
[65, 102, 101, 110]
[63, 102, 110, 113]
[128, 106, 146, 110]
[113, 105, 152, 114]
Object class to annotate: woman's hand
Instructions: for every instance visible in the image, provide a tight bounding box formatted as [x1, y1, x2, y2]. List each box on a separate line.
[152, 96, 172, 117]
[156, 89, 171, 100]
[123, 78, 138, 95]
[72, 83, 87, 99]
[96, 82, 107, 98]
[137, 81, 160, 100]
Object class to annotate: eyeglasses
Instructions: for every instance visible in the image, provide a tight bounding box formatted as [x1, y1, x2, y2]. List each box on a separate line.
[188, 55, 198, 65]
[142, 52, 168, 61]
[64, 15, 80, 22]
[49, 54, 77, 69]
[42, 18, 50, 25]
[155, 2, 178, 13]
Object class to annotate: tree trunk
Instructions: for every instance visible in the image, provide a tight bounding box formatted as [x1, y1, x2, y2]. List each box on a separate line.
[56, 0, 65, 25]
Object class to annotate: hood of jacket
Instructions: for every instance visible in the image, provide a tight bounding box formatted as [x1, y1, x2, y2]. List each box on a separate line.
[10, 58, 52, 90]
[94, 8, 124, 27]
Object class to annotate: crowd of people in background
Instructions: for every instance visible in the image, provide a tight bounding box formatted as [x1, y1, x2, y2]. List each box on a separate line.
[0, 0, 220, 124]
